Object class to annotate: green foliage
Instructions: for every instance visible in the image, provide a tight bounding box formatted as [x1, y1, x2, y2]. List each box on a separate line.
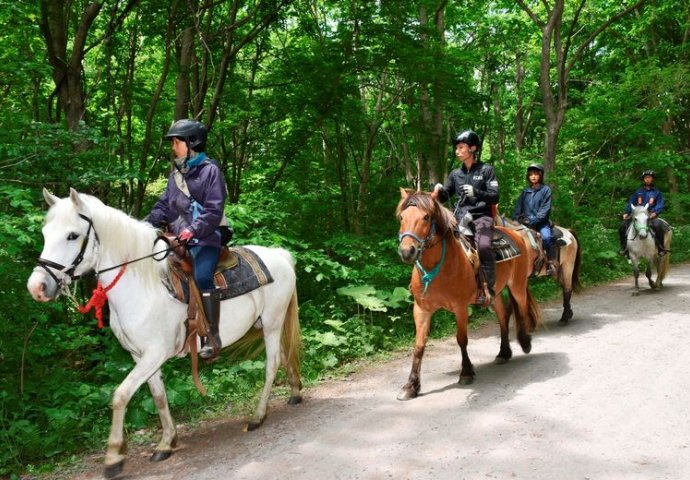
[1, 0, 690, 476]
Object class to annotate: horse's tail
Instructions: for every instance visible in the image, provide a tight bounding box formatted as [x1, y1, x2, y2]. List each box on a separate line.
[570, 230, 582, 293]
[281, 290, 303, 397]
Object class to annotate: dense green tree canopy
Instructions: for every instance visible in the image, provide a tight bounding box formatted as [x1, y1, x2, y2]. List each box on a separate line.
[1, 0, 688, 475]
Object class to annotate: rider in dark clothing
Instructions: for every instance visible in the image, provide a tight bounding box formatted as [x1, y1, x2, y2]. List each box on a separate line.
[147, 119, 227, 360]
[512, 163, 557, 276]
[435, 130, 499, 306]
[618, 170, 667, 257]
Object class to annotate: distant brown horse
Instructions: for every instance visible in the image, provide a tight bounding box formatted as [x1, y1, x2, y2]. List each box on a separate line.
[396, 189, 541, 400]
[497, 216, 582, 324]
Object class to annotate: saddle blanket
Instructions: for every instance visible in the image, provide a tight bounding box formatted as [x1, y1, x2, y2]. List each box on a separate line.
[169, 247, 274, 304]
[492, 229, 521, 262]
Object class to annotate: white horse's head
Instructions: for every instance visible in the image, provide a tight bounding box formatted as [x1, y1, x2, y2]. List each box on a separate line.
[631, 203, 650, 239]
[27, 188, 102, 301]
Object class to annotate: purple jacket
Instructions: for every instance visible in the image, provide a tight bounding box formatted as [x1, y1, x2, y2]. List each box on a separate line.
[147, 158, 227, 248]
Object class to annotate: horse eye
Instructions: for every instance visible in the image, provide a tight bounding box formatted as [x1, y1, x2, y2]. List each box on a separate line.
[67, 232, 79, 241]
[424, 214, 430, 221]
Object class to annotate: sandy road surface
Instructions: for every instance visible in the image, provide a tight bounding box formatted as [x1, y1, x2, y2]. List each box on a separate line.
[63, 263, 690, 480]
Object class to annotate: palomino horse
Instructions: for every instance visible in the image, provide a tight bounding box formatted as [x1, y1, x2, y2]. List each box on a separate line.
[396, 189, 541, 400]
[27, 188, 302, 478]
[497, 216, 582, 324]
[626, 204, 672, 296]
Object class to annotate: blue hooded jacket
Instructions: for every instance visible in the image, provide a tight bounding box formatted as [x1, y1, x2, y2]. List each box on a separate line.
[147, 155, 227, 248]
[624, 186, 664, 215]
[512, 183, 552, 228]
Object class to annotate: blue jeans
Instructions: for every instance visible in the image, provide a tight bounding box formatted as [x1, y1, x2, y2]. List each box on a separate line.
[538, 223, 552, 251]
[189, 245, 220, 291]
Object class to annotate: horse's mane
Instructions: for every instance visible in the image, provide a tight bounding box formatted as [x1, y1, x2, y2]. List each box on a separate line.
[396, 190, 457, 238]
[68, 193, 167, 290]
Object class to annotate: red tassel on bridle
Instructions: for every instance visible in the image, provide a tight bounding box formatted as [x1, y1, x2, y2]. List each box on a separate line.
[78, 266, 127, 328]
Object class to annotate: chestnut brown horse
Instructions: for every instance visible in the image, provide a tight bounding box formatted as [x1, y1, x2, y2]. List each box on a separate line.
[497, 216, 582, 324]
[396, 188, 541, 400]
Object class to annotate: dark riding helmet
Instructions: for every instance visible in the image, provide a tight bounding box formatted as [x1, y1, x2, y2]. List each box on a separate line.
[165, 119, 208, 152]
[527, 163, 545, 173]
[452, 130, 482, 153]
[639, 170, 655, 180]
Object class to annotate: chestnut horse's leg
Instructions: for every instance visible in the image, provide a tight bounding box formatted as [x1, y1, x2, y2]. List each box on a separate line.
[397, 303, 431, 401]
[452, 306, 475, 385]
[491, 296, 512, 364]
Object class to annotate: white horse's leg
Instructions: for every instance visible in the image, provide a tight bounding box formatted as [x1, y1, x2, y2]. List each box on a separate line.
[631, 258, 641, 296]
[246, 325, 282, 431]
[148, 370, 177, 461]
[646, 260, 656, 288]
[105, 354, 167, 477]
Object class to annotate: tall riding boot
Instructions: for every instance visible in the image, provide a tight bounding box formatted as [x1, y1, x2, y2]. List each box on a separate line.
[199, 289, 222, 360]
[476, 262, 496, 307]
[618, 222, 629, 256]
[655, 230, 666, 256]
[546, 244, 559, 276]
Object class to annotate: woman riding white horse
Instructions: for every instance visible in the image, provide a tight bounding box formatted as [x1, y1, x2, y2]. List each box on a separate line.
[27, 188, 302, 478]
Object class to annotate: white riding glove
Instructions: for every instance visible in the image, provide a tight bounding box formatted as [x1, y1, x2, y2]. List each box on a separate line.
[434, 183, 444, 192]
[462, 184, 475, 198]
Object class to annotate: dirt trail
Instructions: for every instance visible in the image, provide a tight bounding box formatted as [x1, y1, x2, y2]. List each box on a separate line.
[61, 263, 690, 480]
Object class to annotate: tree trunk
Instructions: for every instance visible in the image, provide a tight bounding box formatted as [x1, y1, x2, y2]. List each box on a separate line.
[40, 0, 103, 131]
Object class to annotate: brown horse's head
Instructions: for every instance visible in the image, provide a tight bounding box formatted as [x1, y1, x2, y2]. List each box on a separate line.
[396, 188, 457, 264]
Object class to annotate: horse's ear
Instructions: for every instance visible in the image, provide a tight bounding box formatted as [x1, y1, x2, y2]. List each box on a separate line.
[43, 188, 59, 206]
[400, 187, 411, 199]
[69, 188, 84, 209]
[630, 203, 636, 211]
[431, 188, 440, 201]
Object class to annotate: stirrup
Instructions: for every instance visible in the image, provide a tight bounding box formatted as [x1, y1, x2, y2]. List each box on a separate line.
[199, 334, 221, 361]
[474, 283, 493, 307]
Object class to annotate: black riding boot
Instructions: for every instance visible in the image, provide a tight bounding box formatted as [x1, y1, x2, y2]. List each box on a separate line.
[476, 262, 496, 307]
[618, 220, 630, 256]
[199, 289, 222, 360]
[546, 244, 559, 276]
[655, 230, 666, 256]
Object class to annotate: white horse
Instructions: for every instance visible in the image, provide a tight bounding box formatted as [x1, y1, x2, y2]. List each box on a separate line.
[26, 188, 302, 478]
[626, 204, 672, 296]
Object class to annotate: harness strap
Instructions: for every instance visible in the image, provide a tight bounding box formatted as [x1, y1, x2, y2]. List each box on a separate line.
[415, 238, 446, 295]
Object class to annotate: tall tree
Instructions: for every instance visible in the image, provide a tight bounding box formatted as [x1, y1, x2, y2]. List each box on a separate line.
[516, 0, 647, 173]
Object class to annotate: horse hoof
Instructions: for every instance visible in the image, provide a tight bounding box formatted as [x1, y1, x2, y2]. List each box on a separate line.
[396, 387, 418, 401]
[245, 418, 265, 432]
[518, 335, 532, 354]
[150, 450, 173, 462]
[458, 375, 474, 385]
[494, 356, 508, 365]
[558, 318, 569, 326]
[287, 395, 303, 405]
[104, 461, 124, 479]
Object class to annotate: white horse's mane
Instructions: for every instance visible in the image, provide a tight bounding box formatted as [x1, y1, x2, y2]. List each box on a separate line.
[55, 192, 168, 289]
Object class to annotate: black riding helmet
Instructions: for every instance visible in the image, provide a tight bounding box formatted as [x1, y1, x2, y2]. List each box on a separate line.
[639, 170, 655, 180]
[452, 130, 482, 154]
[165, 119, 208, 152]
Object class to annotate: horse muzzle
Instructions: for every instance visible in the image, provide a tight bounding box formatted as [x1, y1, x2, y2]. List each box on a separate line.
[398, 243, 421, 264]
[27, 269, 59, 302]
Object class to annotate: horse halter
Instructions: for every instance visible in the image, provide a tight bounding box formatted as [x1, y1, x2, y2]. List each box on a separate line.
[35, 213, 100, 288]
[398, 202, 438, 251]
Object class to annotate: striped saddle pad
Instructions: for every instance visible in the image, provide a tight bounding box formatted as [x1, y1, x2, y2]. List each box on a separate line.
[168, 247, 274, 304]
